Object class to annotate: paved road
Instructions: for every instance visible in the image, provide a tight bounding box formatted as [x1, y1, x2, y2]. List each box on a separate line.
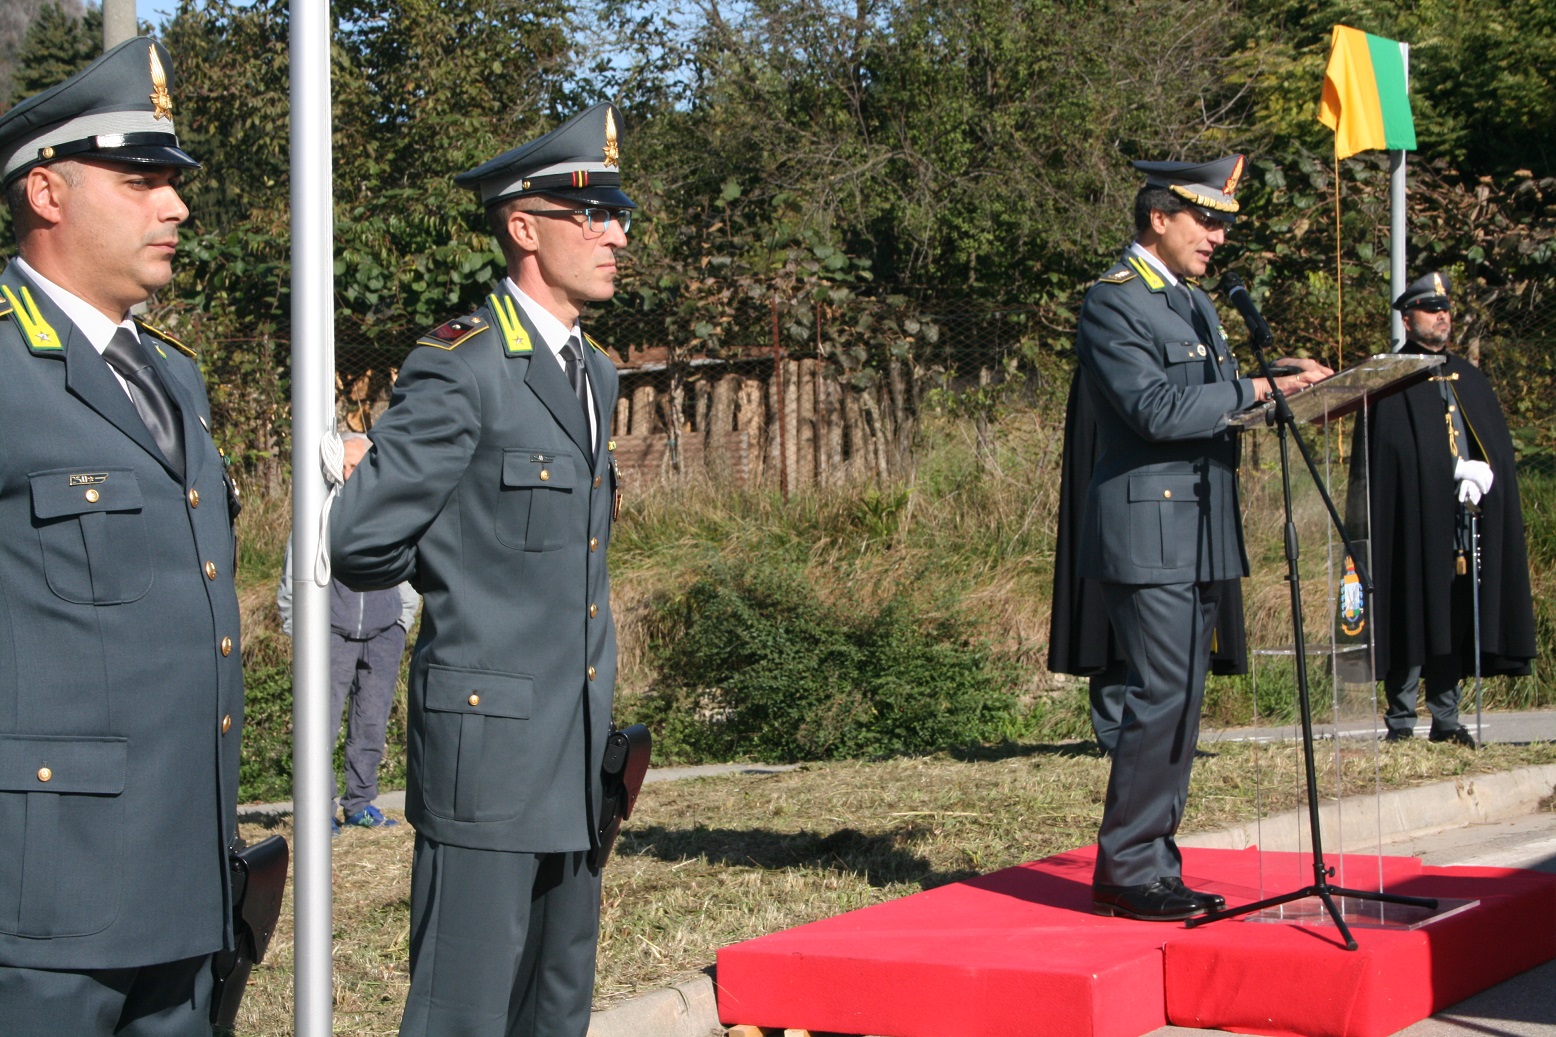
[1204, 707, 1556, 748]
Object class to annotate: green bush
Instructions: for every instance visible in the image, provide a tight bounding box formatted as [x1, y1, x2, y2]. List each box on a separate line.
[628, 562, 1029, 763]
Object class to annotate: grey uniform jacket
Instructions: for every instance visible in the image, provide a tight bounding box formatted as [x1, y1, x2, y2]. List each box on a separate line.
[1075, 255, 1258, 586]
[330, 286, 619, 854]
[0, 262, 243, 970]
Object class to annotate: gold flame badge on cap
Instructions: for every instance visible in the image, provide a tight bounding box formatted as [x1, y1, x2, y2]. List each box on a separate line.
[148, 44, 172, 120]
[603, 108, 619, 168]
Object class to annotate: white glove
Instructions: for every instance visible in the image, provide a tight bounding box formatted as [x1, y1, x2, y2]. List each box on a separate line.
[1454, 459, 1494, 504]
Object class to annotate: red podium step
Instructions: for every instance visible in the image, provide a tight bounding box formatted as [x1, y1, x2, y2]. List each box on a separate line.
[716, 846, 1556, 1037]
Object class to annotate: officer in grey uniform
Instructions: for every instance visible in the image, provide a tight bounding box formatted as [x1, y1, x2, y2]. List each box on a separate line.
[331, 103, 631, 1037]
[1077, 156, 1330, 922]
[0, 38, 244, 1035]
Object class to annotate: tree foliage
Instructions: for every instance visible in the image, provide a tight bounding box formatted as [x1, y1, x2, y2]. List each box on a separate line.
[4, 0, 1555, 458]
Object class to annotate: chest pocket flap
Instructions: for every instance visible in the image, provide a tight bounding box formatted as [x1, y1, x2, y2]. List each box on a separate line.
[31, 468, 144, 518]
[1164, 341, 1209, 365]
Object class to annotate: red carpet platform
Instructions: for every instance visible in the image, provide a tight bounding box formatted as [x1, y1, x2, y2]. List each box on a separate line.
[715, 846, 1556, 1037]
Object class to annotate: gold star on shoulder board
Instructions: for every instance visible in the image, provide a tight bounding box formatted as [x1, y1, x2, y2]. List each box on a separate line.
[148, 45, 173, 120]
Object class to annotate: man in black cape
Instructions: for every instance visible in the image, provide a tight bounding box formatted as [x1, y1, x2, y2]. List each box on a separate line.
[1049, 368, 1250, 754]
[1355, 272, 1536, 746]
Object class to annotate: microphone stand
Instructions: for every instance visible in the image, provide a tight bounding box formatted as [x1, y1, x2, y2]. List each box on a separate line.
[1185, 299, 1437, 950]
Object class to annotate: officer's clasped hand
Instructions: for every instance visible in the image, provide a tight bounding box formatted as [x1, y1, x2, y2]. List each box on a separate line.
[1454, 459, 1493, 505]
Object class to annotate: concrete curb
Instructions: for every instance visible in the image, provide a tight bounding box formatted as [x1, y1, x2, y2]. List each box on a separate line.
[1179, 763, 1556, 852]
[593, 762, 1556, 1037]
[588, 975, 721, 1037]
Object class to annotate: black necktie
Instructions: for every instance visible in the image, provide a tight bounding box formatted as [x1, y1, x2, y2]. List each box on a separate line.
[102, 328, 185, 472]
[1183, 284, 1214, 343]
[561, 336, 591, 424]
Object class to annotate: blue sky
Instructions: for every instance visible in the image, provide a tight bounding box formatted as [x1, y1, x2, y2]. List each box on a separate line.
[137, 0, 178, 32]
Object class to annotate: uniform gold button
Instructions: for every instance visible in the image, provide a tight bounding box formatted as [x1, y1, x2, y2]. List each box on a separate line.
[589, 603, 598, 618]
[587, 666, 597, 681]
[589, 537, 598, 552]
[468, 693, 481, 706]
[1163, 490, 1173, 499]
[540, 469, 550, 481]
[593, 475, 602, 488]
[188, 488, 201, 508]
[37, 767, 52, 783]
[608, 439, 616, 452]
[204, 561, 218, 580]
[220, 636, 233, 657]
[221, 715, 232, 734]
[84, 488, 100, 503]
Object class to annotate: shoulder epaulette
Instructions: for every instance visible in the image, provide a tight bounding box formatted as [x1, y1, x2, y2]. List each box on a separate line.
[1, 283, 62, 351]
[488, 293, 533, 355]
[136, 318, 198, 359]
[1096, 266, 1137, 286]
[1124, 256, 1166, 291]
[584, 332, 608, 356]
[418, 312, 491, 351]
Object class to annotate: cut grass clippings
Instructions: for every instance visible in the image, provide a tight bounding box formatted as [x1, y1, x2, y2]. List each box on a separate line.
[228, 734, 1556, 1035]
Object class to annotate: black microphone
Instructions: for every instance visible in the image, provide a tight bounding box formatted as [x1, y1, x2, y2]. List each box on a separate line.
[1220, 272, 1274, 347]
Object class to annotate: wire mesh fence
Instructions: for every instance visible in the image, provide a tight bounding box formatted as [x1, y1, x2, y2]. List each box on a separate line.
[309, 289, 1556, 488]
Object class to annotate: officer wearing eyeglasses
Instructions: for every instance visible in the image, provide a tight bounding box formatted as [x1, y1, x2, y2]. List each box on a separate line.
[1356, 272, 1535, 747]
[331, 102, 632, 1037]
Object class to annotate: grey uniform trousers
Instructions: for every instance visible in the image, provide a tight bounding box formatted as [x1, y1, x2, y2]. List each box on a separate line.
[0, 954, 213, 1037]
[1093, 581, 1221, 888]
[1384, 573, 1472, 736]
[399, 837, 601, 1037]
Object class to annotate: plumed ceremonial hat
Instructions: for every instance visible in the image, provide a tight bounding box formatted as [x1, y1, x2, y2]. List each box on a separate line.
[0, 36, 199, 186]
[1393, 271, 1452, 311]
[456, 102, 635, 210]
[1133, 154, 1246, 222]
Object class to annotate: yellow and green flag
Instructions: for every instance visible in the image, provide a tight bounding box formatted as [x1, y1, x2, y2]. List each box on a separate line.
[1317, 25, 1416, 159]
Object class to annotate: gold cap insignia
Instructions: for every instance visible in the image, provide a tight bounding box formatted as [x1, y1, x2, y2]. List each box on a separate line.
[1432, 273, 1446, 296]
[603, 108, 619, 168]
[1222, 155, 1245, 197]
[149, 44, 173, 121]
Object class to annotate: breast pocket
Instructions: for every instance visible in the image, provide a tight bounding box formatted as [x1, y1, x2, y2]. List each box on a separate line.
[1164, 341, 1211, 386]
[419, 665, 534, 822]
[30, 467, 152, 604]
[0, 734, 127, 938]
[1128, 472, 1204, 570]
[496, 448, 576, 552]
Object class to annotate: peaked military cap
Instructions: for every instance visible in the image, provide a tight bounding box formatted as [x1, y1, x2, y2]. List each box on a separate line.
[1393, 271, 1452, 311]
[0, 36, 199, 186]
[1133, 154, 1246, 222]
[455, 102, 635, 210]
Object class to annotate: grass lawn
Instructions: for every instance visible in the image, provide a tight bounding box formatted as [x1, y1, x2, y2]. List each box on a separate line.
[227, 734, 1556, 1035]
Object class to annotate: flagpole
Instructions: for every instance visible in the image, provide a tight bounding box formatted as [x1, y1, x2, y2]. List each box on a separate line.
[289, 0, 335, 1033]
[1389, 148, 1407, 350]
[1389, 43, 1410, 351]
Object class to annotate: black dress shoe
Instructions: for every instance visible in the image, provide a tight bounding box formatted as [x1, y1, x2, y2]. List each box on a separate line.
[1092, 880, 1208, 921]
[1429, 726, 1477, 748]
[1383, 728, 1414, 742]
[1162, 876, 1226, 911]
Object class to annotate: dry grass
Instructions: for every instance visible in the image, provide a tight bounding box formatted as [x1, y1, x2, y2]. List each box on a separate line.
[230, 736, 1556, 1034]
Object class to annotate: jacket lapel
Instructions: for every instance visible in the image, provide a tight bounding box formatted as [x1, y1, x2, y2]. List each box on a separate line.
[137, 328, 205, 482]
[2, 266, 179, 476]
[509, 300, 593, 465]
